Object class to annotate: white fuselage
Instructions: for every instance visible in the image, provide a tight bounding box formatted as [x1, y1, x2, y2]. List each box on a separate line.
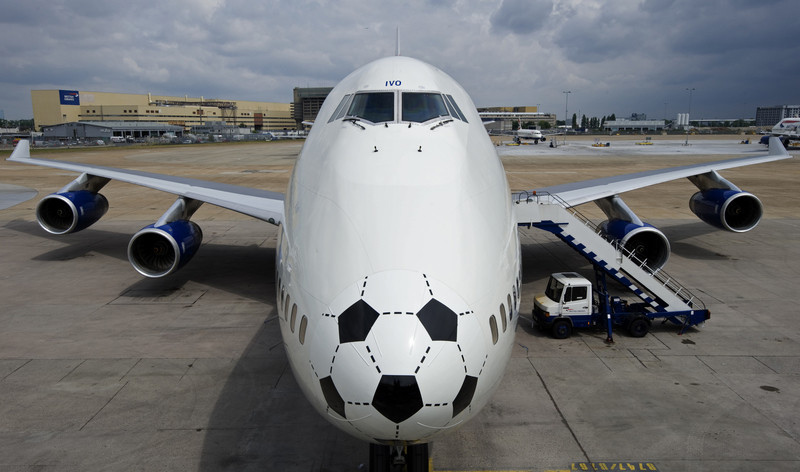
[516, 128, 543, 139]
[772, 118, 800, 137]
[276, 56, 519, 444]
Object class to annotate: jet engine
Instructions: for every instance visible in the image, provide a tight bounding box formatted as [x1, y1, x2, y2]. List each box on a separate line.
[595, 195, 670, 269]
[128, 220, 203, 278]
[36, 190, 109, 235]
[599, 219, 671, 270]
[689, 189, 762, 232]
[35, 172, 111, 235]
[688, 170, 762, 232]
[126, 198, 204, 278]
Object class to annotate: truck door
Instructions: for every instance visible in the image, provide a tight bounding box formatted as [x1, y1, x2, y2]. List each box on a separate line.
[561, 284, 590, 316]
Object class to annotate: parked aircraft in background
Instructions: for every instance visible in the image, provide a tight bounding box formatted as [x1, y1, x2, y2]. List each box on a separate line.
[6, 55, 791, 470]
[513, 127, 546, 143]
[772, 117, 800, 137]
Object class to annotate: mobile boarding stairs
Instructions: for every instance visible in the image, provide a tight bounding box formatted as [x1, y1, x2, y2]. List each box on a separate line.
[515, 191, 710, 335]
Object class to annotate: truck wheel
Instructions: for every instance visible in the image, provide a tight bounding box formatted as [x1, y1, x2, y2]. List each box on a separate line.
[551, 319, 572, 339]
[628, 317, 649, 337]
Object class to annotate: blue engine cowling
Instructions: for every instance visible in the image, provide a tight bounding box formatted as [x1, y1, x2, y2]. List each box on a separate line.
[127, 220, 203, 278]
[689, 189, 762, 232]
[599, 219, 671, 269]
[36, 190, 109, 235]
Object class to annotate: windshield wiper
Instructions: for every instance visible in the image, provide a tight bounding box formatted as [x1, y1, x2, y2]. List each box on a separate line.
[345, 118, 365, 130]
[430, 118, 454, 130]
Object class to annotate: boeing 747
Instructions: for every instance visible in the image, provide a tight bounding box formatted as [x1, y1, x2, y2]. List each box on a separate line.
[6, 55, 791, 470]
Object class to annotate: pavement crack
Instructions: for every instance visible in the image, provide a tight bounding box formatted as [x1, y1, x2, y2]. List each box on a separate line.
[274, 362, 288, 389]
[57, 359, 86, 383]
[179, 358, 197, 382]
[529, 357, 591, 463]
[2, 359, 32, 381]
[79, 380, 129, 431]
[120, 358, 142, 381]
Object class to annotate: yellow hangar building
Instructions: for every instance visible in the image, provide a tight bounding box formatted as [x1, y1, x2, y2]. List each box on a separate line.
[31, 90, 295, 132]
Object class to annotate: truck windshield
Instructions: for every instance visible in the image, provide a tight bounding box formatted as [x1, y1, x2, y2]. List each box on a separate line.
[346, 92, 394, 123]
[545, 278, 564, 302]
[402, 92, 449, 123]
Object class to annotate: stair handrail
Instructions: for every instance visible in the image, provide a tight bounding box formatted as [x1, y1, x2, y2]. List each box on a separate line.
[516, 191, 706, 310]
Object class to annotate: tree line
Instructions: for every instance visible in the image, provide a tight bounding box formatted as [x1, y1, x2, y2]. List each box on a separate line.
[515, 114, 618, 131]
[0, 119, 35, 130]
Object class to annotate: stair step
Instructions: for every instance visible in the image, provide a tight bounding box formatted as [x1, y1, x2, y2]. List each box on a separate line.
[518, 193, 705, 313]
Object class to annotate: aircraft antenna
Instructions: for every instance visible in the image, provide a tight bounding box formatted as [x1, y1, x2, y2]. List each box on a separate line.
[395, 27, 400, 56]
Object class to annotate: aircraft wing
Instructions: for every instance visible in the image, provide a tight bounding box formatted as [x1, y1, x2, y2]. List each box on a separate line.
[516, 137, 791, 209]
[7, 140, 285, 225]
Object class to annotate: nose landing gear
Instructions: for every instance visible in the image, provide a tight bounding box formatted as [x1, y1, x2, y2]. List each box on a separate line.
[369, 443, 429, 472]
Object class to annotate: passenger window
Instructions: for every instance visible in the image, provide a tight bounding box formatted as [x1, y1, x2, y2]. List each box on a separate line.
[489, 315, 498, 345]
[299, 315, 308, 345]
[347, 92, 394, 123]
[402, 93, 449, 123]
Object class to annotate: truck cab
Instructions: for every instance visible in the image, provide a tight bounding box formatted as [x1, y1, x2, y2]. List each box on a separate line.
[533, 272, 593, 338]
[532, 269, 708, 339]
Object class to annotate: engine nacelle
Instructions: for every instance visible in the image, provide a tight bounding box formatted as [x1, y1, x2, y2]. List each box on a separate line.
[128, 220, 203, 278]
[599, 219, 671, 269]
[689, 189, 762, 232]
[36, 191, 109, 235]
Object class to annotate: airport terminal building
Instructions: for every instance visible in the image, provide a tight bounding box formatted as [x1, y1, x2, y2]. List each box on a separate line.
[477, 106, 557, 133]
[604, 118, 666, 132]
[755, 104, 800, 127]
[31, 90, 295, 132]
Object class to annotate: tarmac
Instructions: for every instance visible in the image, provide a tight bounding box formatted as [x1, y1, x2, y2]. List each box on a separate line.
[0, 136, 798, 471]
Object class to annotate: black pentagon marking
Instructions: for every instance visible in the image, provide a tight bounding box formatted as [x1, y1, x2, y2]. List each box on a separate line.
[338, 299, 380, 343]
[416, 298, 458, 342]
[452, 375, 478, 418]
[372, 375, 423, 424]
[319, 376, 346, 418]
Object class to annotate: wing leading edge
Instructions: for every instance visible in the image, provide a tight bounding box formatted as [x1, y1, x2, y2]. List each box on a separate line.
[515, 136, 791, 212]
[7, 140, 285, 225]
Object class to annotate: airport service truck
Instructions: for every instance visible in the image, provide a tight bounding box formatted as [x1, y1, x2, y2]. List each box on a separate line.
[532, 272, 709, 340]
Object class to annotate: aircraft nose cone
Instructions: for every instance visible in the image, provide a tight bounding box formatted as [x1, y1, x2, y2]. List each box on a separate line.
[309, 270, 488, 441]
[372, 375, 424, 423]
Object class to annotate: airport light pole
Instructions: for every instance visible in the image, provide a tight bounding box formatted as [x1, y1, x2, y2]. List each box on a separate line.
[684, 87, 695, 146]
[562, 90, 571, 145]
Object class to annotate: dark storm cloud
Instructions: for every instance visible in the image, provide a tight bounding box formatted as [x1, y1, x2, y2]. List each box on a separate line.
[1, 0, 799, 120]
[490, 0, 554, 35]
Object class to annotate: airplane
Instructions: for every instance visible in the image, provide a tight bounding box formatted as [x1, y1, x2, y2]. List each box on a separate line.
[6, 55, 791, 470]
[479, 114, 550, 143]
[759, 117, 800, 147]
[771, 117, 800, 137]
[762, 117, 800, 147]
[513, 127, 546, 143]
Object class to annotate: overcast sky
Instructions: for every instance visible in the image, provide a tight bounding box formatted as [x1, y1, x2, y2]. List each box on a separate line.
[2, 0, 799, 121]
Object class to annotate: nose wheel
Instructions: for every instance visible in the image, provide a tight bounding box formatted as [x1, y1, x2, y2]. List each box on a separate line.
[369, 443, 429, 472]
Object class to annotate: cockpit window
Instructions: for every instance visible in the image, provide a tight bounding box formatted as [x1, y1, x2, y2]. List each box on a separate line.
[402, 92, 449, 123]
[444, 94, 468, 123]
[328, 94, 353, 123]
[346, 92, 394, 123]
